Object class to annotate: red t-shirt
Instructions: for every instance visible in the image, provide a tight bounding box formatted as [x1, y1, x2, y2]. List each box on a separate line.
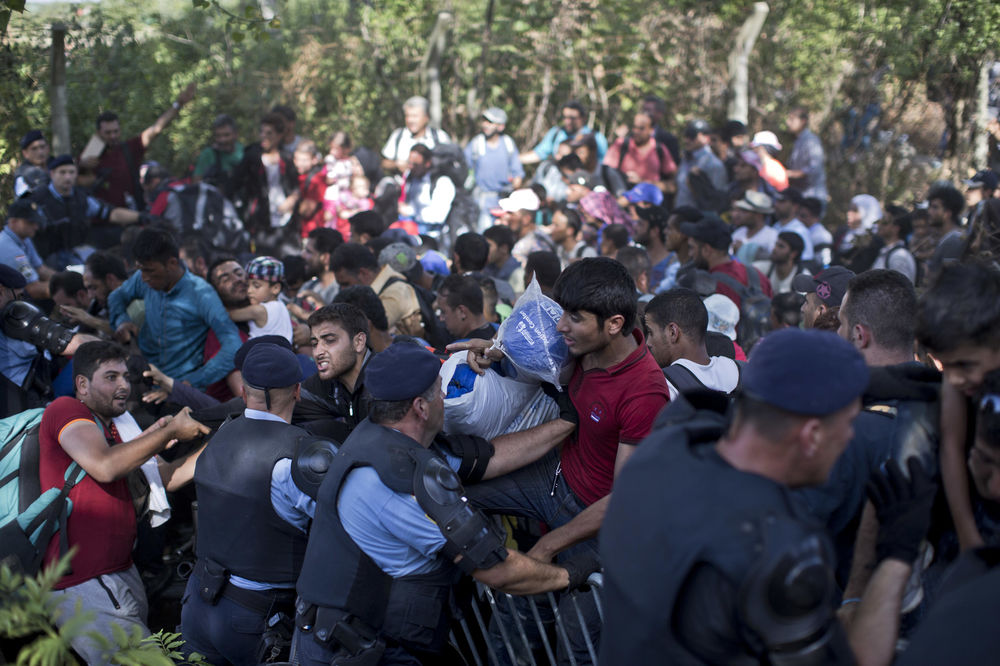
[710, 260, 773, 309]
[38, 397, 135, 589]
[560, 329, 670, 506]
[89, 136, 146, 208]
[299, 168, 328, 238]
[203, 327, 250, 402]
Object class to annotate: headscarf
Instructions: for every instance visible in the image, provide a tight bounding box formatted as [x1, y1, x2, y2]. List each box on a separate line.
[842, 193, 883, 250]
[579, 190, 634, 234]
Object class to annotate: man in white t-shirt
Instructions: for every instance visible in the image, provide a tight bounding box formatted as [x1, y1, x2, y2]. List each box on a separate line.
[381, 96, 451, 175]
[730, 190, 778, 261]
[643, 287, 741, 400]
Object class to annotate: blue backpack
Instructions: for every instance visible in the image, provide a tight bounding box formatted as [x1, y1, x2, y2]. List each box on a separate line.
[0, 408, 86, 575]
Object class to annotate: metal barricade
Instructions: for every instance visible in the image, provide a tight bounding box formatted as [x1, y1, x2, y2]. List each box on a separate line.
[450, 573, 604, 666]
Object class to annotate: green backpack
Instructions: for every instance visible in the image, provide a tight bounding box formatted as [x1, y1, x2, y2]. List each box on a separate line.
[0, 408, 86, 575]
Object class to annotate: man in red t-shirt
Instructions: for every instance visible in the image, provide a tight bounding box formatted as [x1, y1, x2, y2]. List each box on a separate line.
[76, 84, 196, 247]
[681, 213, 773, 308]
[39, 340, 208, 663]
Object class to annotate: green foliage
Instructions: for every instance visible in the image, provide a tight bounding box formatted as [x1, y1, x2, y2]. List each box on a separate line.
[0, 555, 207, 665]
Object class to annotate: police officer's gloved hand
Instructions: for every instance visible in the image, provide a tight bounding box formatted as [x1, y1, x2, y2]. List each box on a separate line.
[542, 383, 578, 425]
[867, 457, 936, 564]
[561, 551, 601, 592]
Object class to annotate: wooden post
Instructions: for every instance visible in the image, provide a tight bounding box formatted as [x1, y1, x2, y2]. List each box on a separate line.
[50, 23, 70, 155]
[421, 12, 454, 130]
[727, 3, 769, 125]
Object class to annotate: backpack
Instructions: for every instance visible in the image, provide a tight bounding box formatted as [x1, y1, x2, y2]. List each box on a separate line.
[379, 276, 449, 350]
[161, 182, 251, 256]
[0, 408, 86, 576]
[199, 148, 234, 194]
[663, 360, 746, 399]
[886, 243, 922, 286]
[616, 135, 672, 184]
[430, 143, 480, 246]
[710, 267, 772, 352]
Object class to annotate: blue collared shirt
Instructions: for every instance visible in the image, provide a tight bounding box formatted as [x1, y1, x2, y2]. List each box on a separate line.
[230, 408, 317, 591]
[107, 269, 241, 389]
[0, 226, 43, 283]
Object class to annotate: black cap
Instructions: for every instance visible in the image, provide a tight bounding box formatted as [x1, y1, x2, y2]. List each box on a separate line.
[776, 188, 804, 205]
[964, 169, 998, 191]
[241, 342, 303, 390]
[47, 154, 74, 171]
[20, 130, 44, 150]
[0, 264, 27, 289]
[684, 119, 712, 138]
[791, 266, 855, 307]
[744, 328, 868, 416]
[6, 199, 44, 225]
[234, 335, 294, 372]
[679, 213, 732, 251]
[364, 342, 440, 401]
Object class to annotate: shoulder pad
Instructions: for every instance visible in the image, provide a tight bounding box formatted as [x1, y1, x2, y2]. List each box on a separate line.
[433, 432, 494, 484]
[291, 437, 340, 500]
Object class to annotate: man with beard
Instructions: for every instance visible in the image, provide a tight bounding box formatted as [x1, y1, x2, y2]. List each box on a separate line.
[201, 257, 254, 400]
[39, 341, 208, 663]
[682, 213, 772, 308]
[466, 107, 524, 231]
[298, 227, 343, 307]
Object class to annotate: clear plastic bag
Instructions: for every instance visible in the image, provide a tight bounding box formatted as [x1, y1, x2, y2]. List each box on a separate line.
[493, 277, 570, 386]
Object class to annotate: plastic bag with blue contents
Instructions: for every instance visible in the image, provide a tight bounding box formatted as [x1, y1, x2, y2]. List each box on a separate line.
[493, 277, 570, 386]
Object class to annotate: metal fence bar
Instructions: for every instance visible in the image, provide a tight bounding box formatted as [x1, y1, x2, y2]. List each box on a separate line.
[503, 592, 538, 666]
[545, 591, 578, 666]
[569, 592, 598, 664]
[469, 587, 501, 666]
[526, 595, 558, 665]
[485, 586, 520, 665]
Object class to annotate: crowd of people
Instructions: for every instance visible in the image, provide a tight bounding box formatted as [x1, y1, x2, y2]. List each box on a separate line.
[3, 86, 1000, 666]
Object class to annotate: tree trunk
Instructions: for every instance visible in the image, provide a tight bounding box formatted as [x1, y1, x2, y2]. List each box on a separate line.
[472, 0, 495, 128]
[50, 24, 70, 155]
[421, 11, 454, 130]
[973, 56, 992, 169]
[727, 2, 769, 124]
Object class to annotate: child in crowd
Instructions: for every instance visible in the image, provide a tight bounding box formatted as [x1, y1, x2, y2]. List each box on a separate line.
[227, 256, 294, 343]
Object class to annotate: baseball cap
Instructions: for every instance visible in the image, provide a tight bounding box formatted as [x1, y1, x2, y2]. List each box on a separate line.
[791, 266, 855, 307]
[750, 131, 782, 151]
[743, 328, 869, 416]
[497, 188, 541, 213]
[733, 190, 774, 215]
[624, 183, 664, 206]
[482, 107, 508, 124]
[964, 169, 999, 191]
[684, 119, 712, 138]
[7, 199, 44, 225]
[679, 213, 732, 251]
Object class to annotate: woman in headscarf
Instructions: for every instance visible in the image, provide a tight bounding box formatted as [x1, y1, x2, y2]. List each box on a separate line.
[834, 193, 883, 272]
[579, 189, 635, 235]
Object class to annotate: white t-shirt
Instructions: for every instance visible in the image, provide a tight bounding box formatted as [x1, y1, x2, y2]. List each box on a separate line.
[732, 225, 778, 255]
[249, 299, 294, 343]
[381, 127, 452, 163]
[664, 356, 741, 401]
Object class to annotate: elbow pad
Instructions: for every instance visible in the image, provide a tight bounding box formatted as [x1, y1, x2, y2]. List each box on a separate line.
[434, 432, 494, 484]
[2, 300, 74, 355]
[291, 437, 341, 500]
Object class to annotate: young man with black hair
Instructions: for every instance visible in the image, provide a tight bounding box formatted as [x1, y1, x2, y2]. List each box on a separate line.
[482, 223, 520, 282]
[108, 228, 242, 390]
[330, 242, 423, 338]
[599, 223, 630, 260]
[683, 214, 773, 308]
[760, 231, 807, 294]
[435, 274, 494, 342]
[616, 246, 653, 302]
[398, 144, 455, 240]
[192, 114, 243, 188]
[523, 250, 562, 296]
[453, 231, 516, 305]
[550, 204, 596, 267]
[49, 270, 100, 334]
[872, 211, 917, 283]
[800, 195, 833, 266]
[634, 205, 671, 289]
[299, 227, 344, 306]
[926, 183, 967, 279]
[644, 288, 741, 399]
[520, 100, 608, 165]
[333, 285, 393, 352]
[347, 210, 384, 246]
[917, 262, 1000, 553]
[41, 341, 208, 664]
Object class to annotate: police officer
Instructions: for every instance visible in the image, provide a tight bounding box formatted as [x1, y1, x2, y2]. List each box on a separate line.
[599, 328, 936, 665]
[293, 342, 594, 666]
[181, 340, 314, 664]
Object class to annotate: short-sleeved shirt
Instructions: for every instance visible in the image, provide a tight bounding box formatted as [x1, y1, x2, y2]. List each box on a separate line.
[370, 266, 421, 334]
[89, 136, 145, 207]
[532, 126, 608, 163]
[664, 357, 740, 401]
[0, 226, 43, 283]
[248, 299, 294, 343]
[381, 127, 451, 164]
[38, 397, 135, 589]
[560, 329, 669, 506]
[731, 224, 779, 256]
[709, 260, 773, 309]
[0, 331, 38, 387]
[192, 143, 245, 178]
[602, 137, 676, 185]
[464, 134, 524, 192]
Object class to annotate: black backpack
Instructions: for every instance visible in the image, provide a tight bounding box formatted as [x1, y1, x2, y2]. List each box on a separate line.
[663, 360, 746, 400]
[710, 267, 772, 352]
[160, 182, 251, 256]
[430, 142, 480, 246]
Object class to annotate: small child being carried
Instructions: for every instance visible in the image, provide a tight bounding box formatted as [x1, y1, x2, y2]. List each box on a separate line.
[227, 256, 294, 343]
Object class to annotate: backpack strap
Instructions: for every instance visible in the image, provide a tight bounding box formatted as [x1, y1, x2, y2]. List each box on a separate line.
[392, 128, 404, 162]
[618, 136, 631, 172]
[120, 141, 145, 210]
[663, 363, 708, 395]
[711, 272, 751, 301]
[744, 264, 763, 294]
[378, 275, 405, 296]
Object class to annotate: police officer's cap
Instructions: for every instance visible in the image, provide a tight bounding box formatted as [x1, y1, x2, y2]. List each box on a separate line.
[743, 328, 868, 416]
[364, 342, 440, 401]
[0, 264, 27, 289]
[234, 334, 293, 372]
[242, 342, 303, 390]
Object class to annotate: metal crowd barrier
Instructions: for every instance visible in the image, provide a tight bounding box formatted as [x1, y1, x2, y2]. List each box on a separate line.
[449, 573, 604, 666]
